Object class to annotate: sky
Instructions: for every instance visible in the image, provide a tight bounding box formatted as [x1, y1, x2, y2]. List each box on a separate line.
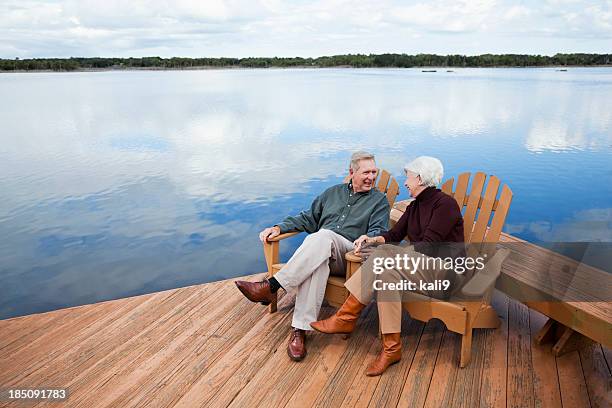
[1, 0, 611, 59]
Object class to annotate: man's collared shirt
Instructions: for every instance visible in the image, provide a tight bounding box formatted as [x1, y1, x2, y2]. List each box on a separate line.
[276, 182, 390, 242]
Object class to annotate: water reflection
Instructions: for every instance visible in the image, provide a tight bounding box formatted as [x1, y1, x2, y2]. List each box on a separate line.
[0, 68, 610, 319]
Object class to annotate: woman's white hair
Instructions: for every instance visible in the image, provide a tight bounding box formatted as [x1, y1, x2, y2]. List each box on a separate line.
[404, 156, 444, 187]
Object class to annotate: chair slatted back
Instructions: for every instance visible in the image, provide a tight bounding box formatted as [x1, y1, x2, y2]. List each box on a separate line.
[376, 169, 400, 208]
[376, 169, 391, 193]
[442, 172, 513, 256]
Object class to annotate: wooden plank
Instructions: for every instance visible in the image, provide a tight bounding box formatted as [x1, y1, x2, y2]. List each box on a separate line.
[362, 315, 424, 407]
[479, 291, 509, 408]
[310, 303, 380, 407]
[470, 175, 500, 246]
[227, 306, 337, 408]
[453, 172, 471, 211]
[283, 336, 351, 408]
[139, 277, 283, 408]
[603, 346, 612, 373]
[397, 319, 445, 408]
[462, 172, 486, 242]
[484, 184, 512, 243]
[9, 286, 207, 407]
[423, 330, 461, 407]
[0, 307, 77, 353]
[507, 300, 535, 408]
[336, 328, 385, 408]
[0, 296, 135, 359]
[578, 340, 612, 408]
[0, 303, 110, 363]
[441, 177, 454, 196]
[70, 281, 243, 408]
[283, 306, 371, 408]
[333, 308, 391, 408]
[386, 178, 400, 208]
[0, 296, 149, 381]
[462, 196, 501, 211]
[500, 245, 610, 299]
[0, 300, 126, 383]
[171, 291, 297, 408]
[504, 259, 612, 308]
[557, 351, 591, 407]
[529, 308, 562, 408]
[1, 290, 176, 386]
[501, 258, 609, 304]
[451, 323, 488, 407]
[377, 170, 391, 193]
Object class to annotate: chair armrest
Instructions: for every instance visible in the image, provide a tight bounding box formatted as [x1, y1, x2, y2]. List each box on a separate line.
[345, 251, 364, 263]
[460, 248, 510, 298]
[262, 232, 301, 277]
[266, 231, 300, 242]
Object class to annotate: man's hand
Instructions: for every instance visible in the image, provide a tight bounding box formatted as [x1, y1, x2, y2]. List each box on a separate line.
[259, 226, 281, 243]
[353, 234, 372, 254]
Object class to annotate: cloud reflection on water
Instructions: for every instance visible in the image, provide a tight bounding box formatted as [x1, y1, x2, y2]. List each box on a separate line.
[0, 68, 610, 318]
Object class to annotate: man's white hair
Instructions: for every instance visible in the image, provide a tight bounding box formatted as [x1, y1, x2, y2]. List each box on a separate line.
[350, 151, 376, 171]
[404, 156, 444, 187]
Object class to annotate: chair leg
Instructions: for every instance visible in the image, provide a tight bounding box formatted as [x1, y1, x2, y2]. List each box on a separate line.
[263, 240, 280, 314]
[268, 291, 277, 313]
[472, 304, 501, 329]
[460, 326, 473, 368]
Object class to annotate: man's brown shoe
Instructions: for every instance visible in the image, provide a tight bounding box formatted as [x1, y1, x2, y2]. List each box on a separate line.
[310, 294, 366, 334]
[365, 333, 402, 376]
[287, 328, 306, 361]
[234, 280, 276, 305]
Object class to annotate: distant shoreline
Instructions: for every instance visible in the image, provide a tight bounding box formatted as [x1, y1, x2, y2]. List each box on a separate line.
[2, 65, 611, 74]
[2, 53, 609, 72]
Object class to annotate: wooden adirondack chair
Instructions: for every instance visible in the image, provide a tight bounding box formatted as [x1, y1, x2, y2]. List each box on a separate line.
[263, 170, 400, 312]
[344, 172, 513, 367]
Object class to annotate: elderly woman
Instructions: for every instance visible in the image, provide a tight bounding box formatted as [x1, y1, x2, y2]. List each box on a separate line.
[311, 156, 465, 376]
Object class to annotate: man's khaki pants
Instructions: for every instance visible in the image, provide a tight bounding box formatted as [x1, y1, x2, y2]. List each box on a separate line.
[345, 244, 456, 334]
[274, 229, 354, 331]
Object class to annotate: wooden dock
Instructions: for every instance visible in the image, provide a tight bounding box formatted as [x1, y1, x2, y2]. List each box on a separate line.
[1, 267, 610, 407]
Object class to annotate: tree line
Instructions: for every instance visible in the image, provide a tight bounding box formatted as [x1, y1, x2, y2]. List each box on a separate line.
[1, 53, 610, 71]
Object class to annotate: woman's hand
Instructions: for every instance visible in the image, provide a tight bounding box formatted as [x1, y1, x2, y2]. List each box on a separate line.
[354, 235, 373, 254]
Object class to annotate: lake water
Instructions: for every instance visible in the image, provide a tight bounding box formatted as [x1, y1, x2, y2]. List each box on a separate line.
[1, 68, 611, 319]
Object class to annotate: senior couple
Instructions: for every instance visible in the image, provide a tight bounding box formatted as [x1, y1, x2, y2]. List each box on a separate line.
[235, 151, 464, 376]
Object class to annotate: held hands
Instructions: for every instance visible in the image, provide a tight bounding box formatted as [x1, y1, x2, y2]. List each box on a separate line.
[354, 234, 374, 254]
[259, 226, 281, 243]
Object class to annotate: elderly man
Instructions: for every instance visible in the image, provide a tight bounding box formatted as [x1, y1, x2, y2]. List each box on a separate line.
[235, 151, 390, 361]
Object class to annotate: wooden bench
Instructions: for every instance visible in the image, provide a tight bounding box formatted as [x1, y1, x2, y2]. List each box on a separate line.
[496, 233, 612, 355]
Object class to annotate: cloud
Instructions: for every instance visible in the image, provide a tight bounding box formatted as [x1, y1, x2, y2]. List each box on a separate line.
[505, 208, 612, 242]
[0, 0, 610, 58]
[504, 5, 532, 20]
[389, 0, 497, 33]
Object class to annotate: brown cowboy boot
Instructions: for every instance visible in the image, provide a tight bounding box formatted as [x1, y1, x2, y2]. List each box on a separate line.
[310, 294, 366, 334]
[365, 333, 402, 376]
[234, 279, 276, 305]
[287, 328, 306, 361]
